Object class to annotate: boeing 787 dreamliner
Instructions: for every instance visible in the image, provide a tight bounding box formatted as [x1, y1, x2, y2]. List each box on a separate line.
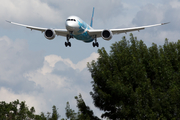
[7, 8, 169, 47]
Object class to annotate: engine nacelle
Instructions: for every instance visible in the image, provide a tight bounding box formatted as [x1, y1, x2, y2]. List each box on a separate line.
[101, 29, 113, 40]
[44, 29, 56, 40]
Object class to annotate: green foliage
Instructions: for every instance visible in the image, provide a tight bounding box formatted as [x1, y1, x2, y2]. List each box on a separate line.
[0, 100, 60, 120]
[75, 94, 100, 120]
[0, 99, 38, 119]
[2, 34, 180, 120]
[88, 33, 180, 119]
[63, 94, 100, 120]
[64, 102, 78, 120]
[49, 105, 60, 120]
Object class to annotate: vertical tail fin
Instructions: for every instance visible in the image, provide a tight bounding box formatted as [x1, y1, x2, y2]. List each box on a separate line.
[90, 7, 95, 27]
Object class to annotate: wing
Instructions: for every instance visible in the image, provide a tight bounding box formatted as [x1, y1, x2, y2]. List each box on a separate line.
[6, 21, 69, 37]
[87, 22, 170, 37]
[110, 22, 169, 35]
[87, 29, 103, 38]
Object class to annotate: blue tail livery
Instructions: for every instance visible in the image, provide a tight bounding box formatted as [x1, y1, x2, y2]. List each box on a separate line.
[90, 7, 95, 27]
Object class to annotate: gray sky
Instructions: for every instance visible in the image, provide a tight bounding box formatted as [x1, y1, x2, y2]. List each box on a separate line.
[0, 0, 180, 119]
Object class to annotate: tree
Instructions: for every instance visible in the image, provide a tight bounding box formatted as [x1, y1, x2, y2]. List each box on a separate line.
[75, 94, 100, 120]
[63, 102, 78, 120]
[87, 33, 180, 119]
[62, 94, 100, 120]
[0, 100, 59, 120]
[49, 105, 60, 120]
[0, 99, 39, 119]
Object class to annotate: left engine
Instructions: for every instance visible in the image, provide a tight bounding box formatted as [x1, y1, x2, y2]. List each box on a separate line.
[44, 29, 56, 40]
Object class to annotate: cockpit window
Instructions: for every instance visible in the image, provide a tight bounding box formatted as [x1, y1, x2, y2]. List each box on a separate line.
[66, 19, 76, 21]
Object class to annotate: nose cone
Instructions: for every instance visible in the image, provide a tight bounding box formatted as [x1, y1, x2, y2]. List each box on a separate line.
[66, 21, 78, 31]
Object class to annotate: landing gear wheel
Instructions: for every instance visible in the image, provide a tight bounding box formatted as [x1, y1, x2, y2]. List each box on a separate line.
[65, 42, 71, 47]
[92, 35, 99, 47]
[92, 42, 99, 47]
[66, 34, 72, 47]
[65, 42, 68, 47]
[96, 42, 99, 47]
[68, 42, 71, 47]
[93, 42, 95, 47]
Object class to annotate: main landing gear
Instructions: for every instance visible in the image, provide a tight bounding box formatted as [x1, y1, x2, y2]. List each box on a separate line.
[65, 41, 71, 47]
[92, 36, 99, 47]
[65, 34, 73, 47]
[92, 42, 99, 47]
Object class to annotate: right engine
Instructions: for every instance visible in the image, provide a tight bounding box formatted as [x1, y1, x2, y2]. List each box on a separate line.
[101, 29, 113, 40]
[44, 29, 56, 40]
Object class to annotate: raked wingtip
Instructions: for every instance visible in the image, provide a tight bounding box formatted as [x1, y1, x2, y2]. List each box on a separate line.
[161, 22, 170, 25]
[6, 20, 11, 23]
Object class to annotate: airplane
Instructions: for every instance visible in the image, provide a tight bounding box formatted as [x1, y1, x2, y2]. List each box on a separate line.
[6, 8, 169, 47]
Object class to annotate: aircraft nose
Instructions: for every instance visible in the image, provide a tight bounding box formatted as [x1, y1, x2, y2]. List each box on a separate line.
[66, 21, 78, 31]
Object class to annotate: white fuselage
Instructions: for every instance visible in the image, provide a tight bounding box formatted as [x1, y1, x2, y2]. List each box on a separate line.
[65, 16, 94, 43]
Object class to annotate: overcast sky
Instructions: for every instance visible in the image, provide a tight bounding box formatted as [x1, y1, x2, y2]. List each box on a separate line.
[0, 0, 180, 119]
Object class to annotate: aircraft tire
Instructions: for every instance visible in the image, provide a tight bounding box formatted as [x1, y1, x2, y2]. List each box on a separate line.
[96, 42, 99, 47]
[68, 42, 71, 47]
[92, 42, 95, 47]
[65, 42, 68, 47]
